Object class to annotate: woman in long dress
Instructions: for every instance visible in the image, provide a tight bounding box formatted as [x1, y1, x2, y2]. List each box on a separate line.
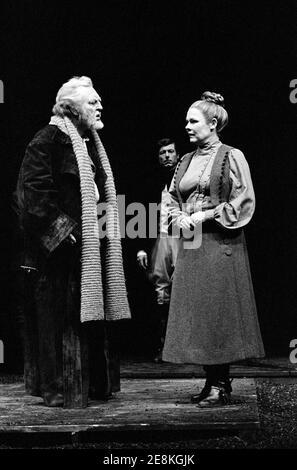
[162, 91, 264, 407]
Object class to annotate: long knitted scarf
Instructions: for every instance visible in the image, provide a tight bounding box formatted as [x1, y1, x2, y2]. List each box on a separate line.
[50, 115, 131, 323]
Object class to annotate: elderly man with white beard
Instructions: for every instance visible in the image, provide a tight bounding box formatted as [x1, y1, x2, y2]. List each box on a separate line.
[14, 76, 130, 407]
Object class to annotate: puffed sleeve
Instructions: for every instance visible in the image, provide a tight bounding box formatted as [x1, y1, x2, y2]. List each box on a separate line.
[214, 148, 255, 229]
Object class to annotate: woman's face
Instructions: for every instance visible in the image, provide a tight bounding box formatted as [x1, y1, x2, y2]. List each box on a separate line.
[185, 107, 215, 145]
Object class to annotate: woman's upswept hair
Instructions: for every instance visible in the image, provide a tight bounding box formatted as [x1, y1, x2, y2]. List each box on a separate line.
[52, 76, 93, 117]
[190, 91, 228, 132]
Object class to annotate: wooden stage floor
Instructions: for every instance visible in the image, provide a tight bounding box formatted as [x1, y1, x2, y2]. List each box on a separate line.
[0, 357, 295, 443]
[0, 378, 258, 437]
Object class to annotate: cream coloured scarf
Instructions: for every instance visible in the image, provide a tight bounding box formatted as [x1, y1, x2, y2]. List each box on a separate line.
[50, 115, 130, 323]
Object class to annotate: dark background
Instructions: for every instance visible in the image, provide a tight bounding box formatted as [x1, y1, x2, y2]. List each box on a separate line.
[0, 0, 296, 371]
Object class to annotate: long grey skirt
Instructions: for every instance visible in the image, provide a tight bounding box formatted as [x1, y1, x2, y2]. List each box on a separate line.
[162, 223, 265, 365]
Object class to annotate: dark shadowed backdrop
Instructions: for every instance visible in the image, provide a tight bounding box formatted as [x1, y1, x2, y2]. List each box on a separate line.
[0, 0, 296, 371]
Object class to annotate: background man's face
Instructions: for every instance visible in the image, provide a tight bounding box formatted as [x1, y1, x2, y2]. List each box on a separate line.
[158, 143, 178, 169]
[77, 87, 104, 130]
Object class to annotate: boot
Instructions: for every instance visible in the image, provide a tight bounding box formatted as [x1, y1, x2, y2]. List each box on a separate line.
[43, 392, 64, 407]
[197, 381, 232, 408]
[191, 364, 232, 406]
[191, 378, 212, 403]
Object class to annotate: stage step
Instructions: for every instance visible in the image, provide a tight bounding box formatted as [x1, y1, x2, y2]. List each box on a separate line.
[0, 378, 259, 440]
[121, 358, 297, 378]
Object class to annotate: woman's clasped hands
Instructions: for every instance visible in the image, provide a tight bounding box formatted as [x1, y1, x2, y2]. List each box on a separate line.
[176, 211, 205, 230]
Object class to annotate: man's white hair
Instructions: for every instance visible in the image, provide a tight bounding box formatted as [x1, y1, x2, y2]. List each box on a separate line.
[52, 76, 94, 116]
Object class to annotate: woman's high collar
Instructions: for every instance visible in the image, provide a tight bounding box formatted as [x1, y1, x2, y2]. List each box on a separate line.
[196, 137, 221, 155]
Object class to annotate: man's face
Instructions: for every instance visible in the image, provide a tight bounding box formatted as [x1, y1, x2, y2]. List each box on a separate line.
[158, 143, 178, 169]
[77, 87, 104, 131]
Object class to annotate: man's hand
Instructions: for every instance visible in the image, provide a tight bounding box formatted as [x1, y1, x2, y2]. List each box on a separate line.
[137, 250, 148, 269]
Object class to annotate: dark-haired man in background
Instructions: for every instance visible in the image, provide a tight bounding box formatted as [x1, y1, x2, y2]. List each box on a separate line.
[137, 138, 180, 362]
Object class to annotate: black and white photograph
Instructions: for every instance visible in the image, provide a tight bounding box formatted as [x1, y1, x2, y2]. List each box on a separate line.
[0, 0, 297, 462]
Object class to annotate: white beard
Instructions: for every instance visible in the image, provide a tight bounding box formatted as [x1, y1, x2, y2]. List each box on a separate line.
[79, 108, 104, 131]
[93, 119, 104, 130]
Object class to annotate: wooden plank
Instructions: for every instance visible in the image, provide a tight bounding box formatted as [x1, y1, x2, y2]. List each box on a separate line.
[63, 322, 89, 409]
[120, 359, 297, 378]
[0, 378, 259, 434]
[62, 284, 89, 409]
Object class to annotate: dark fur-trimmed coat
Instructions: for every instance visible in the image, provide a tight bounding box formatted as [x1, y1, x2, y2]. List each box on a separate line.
[13, 125, 120, 398]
